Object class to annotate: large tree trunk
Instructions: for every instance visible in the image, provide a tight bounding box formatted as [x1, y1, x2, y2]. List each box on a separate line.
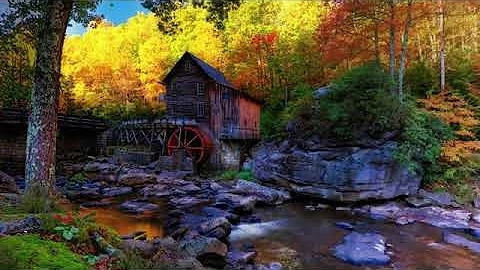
[439, 0, 446, 92]
[388, 0, 396, 92]
[25, 0, 73, 197]
[398, 0, 413, 101]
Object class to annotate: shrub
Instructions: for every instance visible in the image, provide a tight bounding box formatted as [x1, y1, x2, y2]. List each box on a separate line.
[446, 51, 474, 92]
[395, 108, 453, 178]
[261, 83, 315, 140]
[22, 185, 55, 214]
[405, 61, 437, 97]
[290, 62, 409, 142]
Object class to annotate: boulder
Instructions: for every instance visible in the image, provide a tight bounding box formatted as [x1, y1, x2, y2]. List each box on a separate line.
[215, 193, 257, 214]
[118, 173, 157, 187]
[362, 203, 473, 230]
[232, 180, 290, 205]
[83, 162, 118, 182]
[474, 197, 480, 209]
[65, 187, 102, 200]
[443, 231, 480, 254]
[119, 200, 159, 214]
[139, 184, 171, 197]
[102, 186, 133, 197]
[335, 222, 355, 231]
[406, 196, 434, 208]
[201, 207, 240, 224]
[253, 141, 421, 202]
[199, 217, 232, 240]
[332, 232, 391, 266]
[180, 184, 202, 194]
[120, 239, 157, 258]
[179, 234, 228, 268]
[473, 212, 480, 224]
[0, 216, 42, 235]
[226, 250, 256, 269]
[0, 171, 18, 194]
[152, 237, 204, 269]
[170, 196, 208, 209]
[418, 189, 456, 207]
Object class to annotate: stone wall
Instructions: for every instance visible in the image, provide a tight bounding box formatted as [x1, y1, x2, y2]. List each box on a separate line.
[0, 123, 104, 175]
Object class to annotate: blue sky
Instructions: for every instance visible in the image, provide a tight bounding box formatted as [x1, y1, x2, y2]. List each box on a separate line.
[66, 0, 150, 36]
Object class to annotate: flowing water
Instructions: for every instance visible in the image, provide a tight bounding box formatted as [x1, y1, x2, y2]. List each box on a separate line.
[77, 202, 480, 269]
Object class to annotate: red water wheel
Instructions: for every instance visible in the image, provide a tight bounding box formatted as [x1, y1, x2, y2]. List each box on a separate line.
[167, 127, 212, 164]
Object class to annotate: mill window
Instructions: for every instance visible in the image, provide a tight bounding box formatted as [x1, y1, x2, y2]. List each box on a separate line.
[197, 103, 207, 117]
[184, 60, 191, 72]
[195, 83, 205, 96]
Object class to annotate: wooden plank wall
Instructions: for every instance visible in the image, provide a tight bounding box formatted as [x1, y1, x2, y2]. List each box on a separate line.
[239, 97, 261, 139]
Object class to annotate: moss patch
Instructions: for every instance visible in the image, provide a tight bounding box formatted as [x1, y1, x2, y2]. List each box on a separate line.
[0, 234, 89, 270]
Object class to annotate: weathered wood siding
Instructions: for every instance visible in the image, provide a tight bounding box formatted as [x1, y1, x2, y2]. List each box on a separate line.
[239, 97, 261, 139]
[208, 83, 260, 140]
[164, 53, 261, 141]
[209, 83, 240, 140]
[165, 58, 210, 122]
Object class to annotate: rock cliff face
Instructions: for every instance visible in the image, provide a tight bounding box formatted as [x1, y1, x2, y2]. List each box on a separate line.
[253, 140, 421, 202]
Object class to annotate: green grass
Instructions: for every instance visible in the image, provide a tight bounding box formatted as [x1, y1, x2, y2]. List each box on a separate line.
[217, 170, 254, 181]
[0, 234, 89, 270]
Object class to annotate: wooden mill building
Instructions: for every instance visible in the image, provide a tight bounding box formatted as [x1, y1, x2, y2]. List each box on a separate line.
[161, 52, 261, 169]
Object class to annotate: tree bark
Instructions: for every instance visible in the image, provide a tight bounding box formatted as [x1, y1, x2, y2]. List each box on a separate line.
[398, 0, 413, 101]
[25, 0, 73, 197]
[439, 0, 446, 92]
[389, 0, 396, 92]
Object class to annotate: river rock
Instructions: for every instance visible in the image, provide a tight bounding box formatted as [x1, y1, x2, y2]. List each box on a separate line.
[118, 173, 157, 187]
[102, 186, 133, 197]
[199, 217, 232, 240]
[66, 187, 102, 200]
[201, 207, 240, 224]
[179, 234, 228, 268]
[180, 184, 202, 194]
[336, 222, 355, 230]
[119, 200, 159, 214]
[253, 141, 421, 202]
[406, 196, 434, 208]
[0, 216, 42, 235]
[473, 212, 480, 224]
[120, 239, 157, 258]
[443, 231, 480, 254]
[152, 237, 204, 269]
[170, 196, 208, 209]
[474, 197, 480, 209]
[215, 193, 257, 214]
[232, 180, 290, 205]
[0, 171, 18, 194]
[226, 250, 256, 269]
[332, 232, 391, 266]
[139, 184, 171, 197]
[363, 203, 472, 230]
[419, 189, 456, 207]
[83, 162, 118, 182]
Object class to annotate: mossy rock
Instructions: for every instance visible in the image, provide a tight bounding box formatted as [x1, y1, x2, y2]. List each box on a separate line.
[0, 234, 89, 269]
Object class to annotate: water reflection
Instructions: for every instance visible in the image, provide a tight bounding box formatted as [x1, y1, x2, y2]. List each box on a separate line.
[230, 203, 480, 269]
[79, 207, 165, 238]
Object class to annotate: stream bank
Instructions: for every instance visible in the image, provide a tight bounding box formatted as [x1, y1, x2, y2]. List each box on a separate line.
[2, 157, 480, 269]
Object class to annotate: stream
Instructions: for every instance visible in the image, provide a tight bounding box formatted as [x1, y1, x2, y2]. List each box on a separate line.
[78, 201, 480, 269]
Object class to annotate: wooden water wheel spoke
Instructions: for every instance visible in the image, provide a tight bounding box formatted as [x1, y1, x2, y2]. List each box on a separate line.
[185, 134, 200, 148]
[167, 126, 212, 164]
